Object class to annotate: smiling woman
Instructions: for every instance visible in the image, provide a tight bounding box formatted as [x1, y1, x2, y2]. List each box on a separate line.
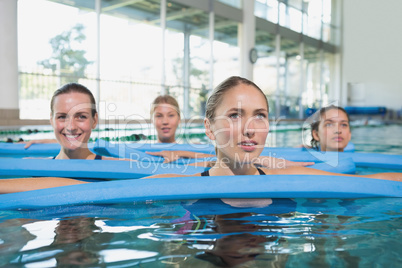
[46, 83, 120, 161]
[0, 83, 125, 193]
[50, 84, 98, 159]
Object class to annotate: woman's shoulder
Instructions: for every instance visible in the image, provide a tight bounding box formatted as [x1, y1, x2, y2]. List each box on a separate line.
[142, 173, 202, 179]
[260, 166, 311, 175]
[101, 156, 123, 161]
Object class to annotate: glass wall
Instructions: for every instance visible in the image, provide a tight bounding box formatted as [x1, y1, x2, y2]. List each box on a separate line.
[99, 1, 163, 122]
[18, 0, 96, 119]
[255, 0, 339, 45]
[253, 31, 277, 95]
[302, 45, 321, 109]
[213, 15, 240, 88]
[255, 0, 279, 23]
[17, 0, 339, 120]
[217, 0, 242, 9]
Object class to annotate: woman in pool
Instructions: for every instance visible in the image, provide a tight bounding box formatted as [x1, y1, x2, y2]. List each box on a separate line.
[22, 94, 213, 161]
[147, 95, 313, 168]
[0, 83, 124, 193]
[47, 83, 121, 160]
[309, 105, 351, 152]
[0, 77, 400, 194]
[146, 76, 401, 181]
[151, 95, 180, 143]
[22, 89, 308, 167]
[146, 95, 213, 161]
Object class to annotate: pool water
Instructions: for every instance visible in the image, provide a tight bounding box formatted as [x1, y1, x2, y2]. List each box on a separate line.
[0, 124, 401, 267]
[0, 198, 400, 267]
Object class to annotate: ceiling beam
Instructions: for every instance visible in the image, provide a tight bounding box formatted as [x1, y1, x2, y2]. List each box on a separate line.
[148, 8, 205, 24]
[102, 0, 144, 12]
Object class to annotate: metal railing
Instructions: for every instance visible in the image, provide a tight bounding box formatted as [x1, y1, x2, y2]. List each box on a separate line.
[19, 71, 319, 120]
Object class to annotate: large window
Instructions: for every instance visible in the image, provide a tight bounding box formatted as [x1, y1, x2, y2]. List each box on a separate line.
[213, 15, 240, 88]
[253, 30, 277, 101]
[17, 0, 339, 121]
[99, 2, 162, 122]
[255, 0, 279, 23]
[18, 0, 96, 119]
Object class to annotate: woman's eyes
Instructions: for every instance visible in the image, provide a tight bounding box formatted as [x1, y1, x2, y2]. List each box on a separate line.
[155, 114, 176, 118]
[324, 123, 349, 128]
[228, 113, 267, 119]
[229, 113, 240, 119]
[56, 114, 88, 120]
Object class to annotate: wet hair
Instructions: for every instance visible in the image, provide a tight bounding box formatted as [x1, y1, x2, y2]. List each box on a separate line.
[151, 95, 180, 118]
[310, 105, 351, 150]
[205, 76, 269, 122]
[50, 83, 97, 117]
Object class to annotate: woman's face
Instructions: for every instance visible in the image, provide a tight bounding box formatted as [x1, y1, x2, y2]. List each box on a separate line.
[153, 103, 180, 143]
[205, 84, 269, 165]
[50, 92, 97, 151]
[312, 108, 351, 152]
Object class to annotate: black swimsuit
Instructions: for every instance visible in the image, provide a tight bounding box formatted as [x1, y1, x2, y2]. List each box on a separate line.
[52, 154, 103, 160]
[201, 168, 266, 176]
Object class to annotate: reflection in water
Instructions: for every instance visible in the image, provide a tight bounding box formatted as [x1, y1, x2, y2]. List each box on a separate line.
[162, 198, 298, 267]
[0, 217, 112, 267]
[51, 217, 110, 266]
[0, 198, 400, 267]
[196, 212, 289, 267]
[0, 219, 36, 266]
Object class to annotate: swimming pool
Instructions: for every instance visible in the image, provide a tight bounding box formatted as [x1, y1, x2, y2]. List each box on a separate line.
[0, 124, 401, 267]
[0, 198, 400, 267]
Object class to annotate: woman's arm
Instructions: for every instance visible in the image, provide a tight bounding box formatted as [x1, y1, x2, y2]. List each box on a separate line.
[146, 150, 214, 163]
[21, 139, 58, 149]
[146, 151, 314, 168]
[268, 166, 402, 182]
[254, 156, 314, 168]
[0, 177, 88, 194]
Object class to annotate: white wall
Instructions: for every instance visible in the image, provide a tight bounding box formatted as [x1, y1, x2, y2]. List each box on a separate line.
[0, 0, 19, 110]
[342, 0, 402, 110]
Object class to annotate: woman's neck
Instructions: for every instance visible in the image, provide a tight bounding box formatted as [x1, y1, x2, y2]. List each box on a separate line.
[210, 159, 258, 176]
[321, 145, 344, 152]
[157, 138, 176, 144]
[56, 147, 94, 160]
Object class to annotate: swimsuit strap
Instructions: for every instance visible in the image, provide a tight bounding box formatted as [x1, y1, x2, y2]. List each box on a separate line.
[200, 170, 210, 176]
[201, 168, 265, 176]
[257, 167, 266, 175]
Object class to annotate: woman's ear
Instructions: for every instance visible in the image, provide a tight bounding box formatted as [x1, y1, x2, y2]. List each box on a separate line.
[204, 118, 215, 140]
[92, 113, 98, 129]
[50, 113, 54, 128]
[312, 129, 320, 142]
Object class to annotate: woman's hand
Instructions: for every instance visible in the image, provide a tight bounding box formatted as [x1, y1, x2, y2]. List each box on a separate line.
[255, 156, 314, 169]
[146, 150, 214, 163]
[21, 139, 57, 149]
[146, 150, 182, 163]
